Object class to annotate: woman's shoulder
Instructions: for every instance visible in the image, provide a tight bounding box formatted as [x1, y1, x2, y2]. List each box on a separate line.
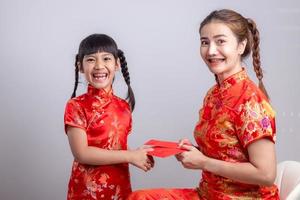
[241, 79, 268, 102]
[205, 84, 217, 97]
[234, 79, 274, 114]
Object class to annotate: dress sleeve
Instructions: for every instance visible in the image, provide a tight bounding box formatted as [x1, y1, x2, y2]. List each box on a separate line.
[235, 94, 276, 148]
[64, 99, 87, 134]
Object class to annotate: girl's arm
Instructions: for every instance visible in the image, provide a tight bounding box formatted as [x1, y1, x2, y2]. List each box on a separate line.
[67, 126, 153, 171]
[178, 138, 276, 186]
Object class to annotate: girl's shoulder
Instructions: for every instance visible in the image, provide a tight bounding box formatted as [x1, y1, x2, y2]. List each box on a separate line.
[65, 93, 90, 108]
[112, 95, 131, 109]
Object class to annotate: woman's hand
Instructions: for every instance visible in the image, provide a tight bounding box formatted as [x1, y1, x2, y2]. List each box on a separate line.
[128, 146, 154, 172]
[175, 138, 208, 169]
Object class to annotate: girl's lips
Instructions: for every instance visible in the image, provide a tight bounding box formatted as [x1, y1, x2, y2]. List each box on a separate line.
[92, 73, 108, 82]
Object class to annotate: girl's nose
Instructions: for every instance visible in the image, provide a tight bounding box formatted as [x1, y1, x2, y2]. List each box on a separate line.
[95, 60, 105, 69]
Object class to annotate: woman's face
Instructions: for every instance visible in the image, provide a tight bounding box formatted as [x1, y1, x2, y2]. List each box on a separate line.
[200, 22, 246, 82]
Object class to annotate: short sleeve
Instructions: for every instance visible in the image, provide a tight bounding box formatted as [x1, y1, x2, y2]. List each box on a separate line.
[235, 95, 276, 148]
[64, 100, 87, 134]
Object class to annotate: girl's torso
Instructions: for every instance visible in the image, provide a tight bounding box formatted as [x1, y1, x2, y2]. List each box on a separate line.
[64, 85, 132, 200]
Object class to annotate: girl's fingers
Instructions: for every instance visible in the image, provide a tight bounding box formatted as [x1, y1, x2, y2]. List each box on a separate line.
[138, 145, 154, 152]
[148, 156, 155, 166]
[143, 161, 153, 172]
[143, 145, 153, 149]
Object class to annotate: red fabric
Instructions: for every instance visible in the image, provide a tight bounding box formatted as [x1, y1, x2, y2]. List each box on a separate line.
[194, 69, 279, 199]
[127, 70, 279, 200]
[144, 139, 186, 158]
[64, 85, 132, 200]
[127, 188, 200, 200]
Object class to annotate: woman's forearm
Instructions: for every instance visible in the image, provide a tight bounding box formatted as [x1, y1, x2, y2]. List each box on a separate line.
[203, 157, 275, 186]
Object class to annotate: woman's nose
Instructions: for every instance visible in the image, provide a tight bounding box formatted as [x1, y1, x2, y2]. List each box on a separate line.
[208, 44, 217, 55]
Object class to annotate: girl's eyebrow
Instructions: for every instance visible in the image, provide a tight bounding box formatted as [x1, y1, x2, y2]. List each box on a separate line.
[84, 54, 96, 58]
[84, 53, 113, 58]
[101, 53, 114, 57]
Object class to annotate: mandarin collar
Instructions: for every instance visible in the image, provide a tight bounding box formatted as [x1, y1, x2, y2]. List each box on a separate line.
[87, 84, 113, 99]
[218, 68, 248, 92]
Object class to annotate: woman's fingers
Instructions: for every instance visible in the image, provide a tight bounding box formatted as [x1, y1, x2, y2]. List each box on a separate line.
[178, 138, 192, 147]
[181, 144, 194, 151]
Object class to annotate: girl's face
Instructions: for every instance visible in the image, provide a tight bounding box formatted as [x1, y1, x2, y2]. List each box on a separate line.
[80, 52, 120, 91]
[200, 22, 246, 82]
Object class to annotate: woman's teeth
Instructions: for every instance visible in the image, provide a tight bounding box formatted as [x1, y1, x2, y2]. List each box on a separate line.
[209, 58, 225, 63]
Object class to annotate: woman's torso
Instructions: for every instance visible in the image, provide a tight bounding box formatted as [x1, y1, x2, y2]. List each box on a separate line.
[194, 70, 279, 199]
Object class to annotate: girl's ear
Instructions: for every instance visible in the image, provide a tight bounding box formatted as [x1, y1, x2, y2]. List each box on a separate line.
[77, 62, 84, 73]
[116, 58, 121, 71]
[238, 39, 247, 55]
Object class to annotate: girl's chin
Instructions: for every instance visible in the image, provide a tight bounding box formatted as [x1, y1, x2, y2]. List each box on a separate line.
[90, 82, 111, 90]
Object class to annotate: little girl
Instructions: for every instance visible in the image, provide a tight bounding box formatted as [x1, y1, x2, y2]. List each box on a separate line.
[64, 34, 153, 200]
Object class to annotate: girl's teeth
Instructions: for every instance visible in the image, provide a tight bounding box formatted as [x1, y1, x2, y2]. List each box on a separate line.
[93, 74, 107, 78]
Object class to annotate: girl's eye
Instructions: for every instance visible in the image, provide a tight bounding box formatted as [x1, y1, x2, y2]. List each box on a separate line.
[86, 58, 95, 62]
[104, 57, 113, 61]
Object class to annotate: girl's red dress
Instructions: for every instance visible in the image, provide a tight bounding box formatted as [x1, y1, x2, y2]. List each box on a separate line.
[127, 69, 279, 200]
[64, 85, 132, 200]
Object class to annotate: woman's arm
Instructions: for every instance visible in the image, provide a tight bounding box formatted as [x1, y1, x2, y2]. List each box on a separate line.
[178, 138, 276, 186]
[67, 126, 153, 171]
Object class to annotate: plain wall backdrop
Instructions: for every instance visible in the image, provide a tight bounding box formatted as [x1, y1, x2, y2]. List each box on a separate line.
[0, 0, 299, 199]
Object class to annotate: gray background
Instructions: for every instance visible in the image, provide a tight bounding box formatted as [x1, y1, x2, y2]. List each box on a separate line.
[0, 0, 299, 199]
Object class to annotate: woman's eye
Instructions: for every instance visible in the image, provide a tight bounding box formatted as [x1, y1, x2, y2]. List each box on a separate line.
[201, 40, 209, 46]
[217, 39, 226, 45]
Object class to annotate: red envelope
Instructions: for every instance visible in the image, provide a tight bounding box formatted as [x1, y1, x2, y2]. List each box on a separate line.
[144, 139, 187, 158]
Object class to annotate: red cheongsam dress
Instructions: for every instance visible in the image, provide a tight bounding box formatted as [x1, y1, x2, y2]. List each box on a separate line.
[64, 85, 132, 200]
[127, 69, 279, 200]
[194, 69, 279, 199]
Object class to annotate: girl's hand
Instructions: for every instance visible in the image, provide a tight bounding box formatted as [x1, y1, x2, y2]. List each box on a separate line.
[176, 144, 208, 170]
[128, 146, 154, 172]
[139, 145, 155, 169]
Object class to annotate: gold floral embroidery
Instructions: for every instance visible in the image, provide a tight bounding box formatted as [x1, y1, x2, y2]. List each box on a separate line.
[193, 70, 278, 199]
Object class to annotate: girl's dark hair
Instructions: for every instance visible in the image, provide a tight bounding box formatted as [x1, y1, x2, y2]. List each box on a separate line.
[199, 9, 269, 99]
[71, 34, 135, 110]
